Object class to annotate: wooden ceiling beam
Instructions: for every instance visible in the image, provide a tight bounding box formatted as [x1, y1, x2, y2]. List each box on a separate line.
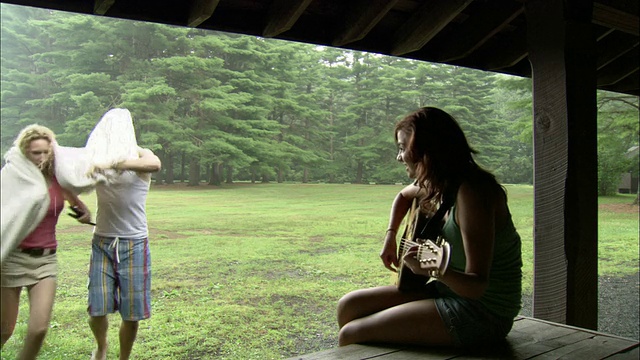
[94, 0, 114, 15]
[602, 70, 639, 94]
[391, 0, 473, 56]
[452, 25, 528, 71]
[597, 46, 639, 85]
[187, 0, 219, 27]
[437, 1, 523, 62]
[331, 0, 398, 47]
[596, 33, 639, 70]
[593, 2, 639, 35]
[262, 0, 313, 38]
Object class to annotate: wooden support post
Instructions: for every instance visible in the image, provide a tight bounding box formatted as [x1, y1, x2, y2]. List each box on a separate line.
[525, 0, 598, 329]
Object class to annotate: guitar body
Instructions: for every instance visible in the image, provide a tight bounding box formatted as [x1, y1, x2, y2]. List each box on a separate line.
[396, 199, 432, 292]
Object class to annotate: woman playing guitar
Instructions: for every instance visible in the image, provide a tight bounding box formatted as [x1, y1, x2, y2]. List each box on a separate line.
[337, 107, 522, 348]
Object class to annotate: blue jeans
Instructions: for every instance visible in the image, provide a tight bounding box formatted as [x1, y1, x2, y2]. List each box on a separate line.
[433, 284, 514, 347]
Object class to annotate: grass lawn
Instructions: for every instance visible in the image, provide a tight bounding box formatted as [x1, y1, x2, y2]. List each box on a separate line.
[1, 183, 637, 359]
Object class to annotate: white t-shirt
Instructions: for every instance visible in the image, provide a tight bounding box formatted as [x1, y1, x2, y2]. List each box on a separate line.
[94, 171, 150, 238]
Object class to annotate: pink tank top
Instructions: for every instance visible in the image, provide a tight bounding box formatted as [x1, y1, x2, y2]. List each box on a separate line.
[19, 177, 64, 249]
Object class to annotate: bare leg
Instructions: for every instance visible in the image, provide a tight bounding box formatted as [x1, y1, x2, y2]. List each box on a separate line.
[337, 285, 452, 346]
[1, 287, 22, 347]
[18, 277, 56, 360]
[337, 285, 429, 327]
[89, 316, 108, 360]
[119, 320, 139, 360]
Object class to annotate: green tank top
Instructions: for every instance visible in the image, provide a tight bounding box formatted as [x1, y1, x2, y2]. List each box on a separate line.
[439, 203, 522, 319]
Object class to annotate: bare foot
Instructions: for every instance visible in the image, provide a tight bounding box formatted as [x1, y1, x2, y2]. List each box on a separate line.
[91, 349, 107, 360]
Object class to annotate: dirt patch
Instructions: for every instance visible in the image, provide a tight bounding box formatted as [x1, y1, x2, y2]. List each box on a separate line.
[598, 203, 638, 214]
[150, 182, 257, 191]
[150, 228, 189, 240]
[520, 271, 639, 340]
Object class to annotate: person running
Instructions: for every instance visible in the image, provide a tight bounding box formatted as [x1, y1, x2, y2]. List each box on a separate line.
[86, 146, 160, 360]
[1, 124, 92, 360]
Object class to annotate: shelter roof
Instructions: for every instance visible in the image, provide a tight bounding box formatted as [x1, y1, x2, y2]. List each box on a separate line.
[2, 0, 638, 95]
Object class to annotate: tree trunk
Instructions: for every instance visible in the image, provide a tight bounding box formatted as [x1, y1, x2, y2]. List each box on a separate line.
[181, 151, 186, 183]
[355, 161, 363, 184]
[277, 166, 284, 183]
[165, 153, 174, 184]
[250, 166, 257, 184]
[188, 158, 200, 186]
[209, 162, 222, 185]
[225, 165, 233, 184]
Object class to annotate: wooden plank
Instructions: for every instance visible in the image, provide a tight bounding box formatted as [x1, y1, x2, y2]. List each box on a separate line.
[262, 0, 313, 38]
[376, 347, 457, 360]
[597, 46, 640, 85]
[605, 346, 640, 359]
[525, 0, 599, 329]
[529, 335, 639, 359]
[593, 2, 639, 36]
[437, 0, 523, 62]
[285, 344, 401, 360]
[506, 319, 591, 358]
[596, 32, 639, 70]
[390, 0, 473, 56]
[331, 0, 399, 47]
[94, 0, 114, 15]
[187, 0, 220, 27]
[288, 317, 639, 360]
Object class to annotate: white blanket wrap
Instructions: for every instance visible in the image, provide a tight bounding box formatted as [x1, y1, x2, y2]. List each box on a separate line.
[1, 108, 139, 264]
[0, 148, 50, 264]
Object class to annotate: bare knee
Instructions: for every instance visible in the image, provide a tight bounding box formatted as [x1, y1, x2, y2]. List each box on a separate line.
[337, 292, 358, 328]
[26, 324, 48, 342]
[338, 322, 359, 346]
[121, 320, 139, 331]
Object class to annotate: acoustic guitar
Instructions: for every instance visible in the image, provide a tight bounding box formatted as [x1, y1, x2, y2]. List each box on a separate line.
[396, 198, 451, 292]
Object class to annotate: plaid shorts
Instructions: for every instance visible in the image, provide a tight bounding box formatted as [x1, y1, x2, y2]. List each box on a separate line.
[88, 235, 151, 321]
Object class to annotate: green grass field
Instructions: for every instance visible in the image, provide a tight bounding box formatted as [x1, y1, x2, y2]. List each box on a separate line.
[1, 184, 638, 359]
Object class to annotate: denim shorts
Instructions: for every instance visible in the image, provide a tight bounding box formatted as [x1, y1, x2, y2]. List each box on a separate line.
[433, 283, 514, 347]
[88, 235, 151, 321]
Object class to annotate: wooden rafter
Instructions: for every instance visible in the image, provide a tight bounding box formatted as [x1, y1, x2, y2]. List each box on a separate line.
[331, 0, 398, 47]
[262, 0, 313, 38]
[593, 2, 639, 35]
[453, 25, 527, 72]
[93, 0, 114, 15]
[596, 33, 639, 69]
[437, 1, 523, 62]
[391, 0, 473, 56]
[598, 46, 640, 85]
[188, 0, 219, 27]
[602, 70, 639, 94]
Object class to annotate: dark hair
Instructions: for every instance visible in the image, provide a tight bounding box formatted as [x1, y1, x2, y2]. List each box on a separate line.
[395, 107, 498, 208]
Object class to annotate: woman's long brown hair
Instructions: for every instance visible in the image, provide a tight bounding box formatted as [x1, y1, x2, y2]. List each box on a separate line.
[395, 107, 499, 211]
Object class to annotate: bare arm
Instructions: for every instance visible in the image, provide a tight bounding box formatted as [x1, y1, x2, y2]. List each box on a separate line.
[114, 148, 161, 173]
[379, 183, 422, 272]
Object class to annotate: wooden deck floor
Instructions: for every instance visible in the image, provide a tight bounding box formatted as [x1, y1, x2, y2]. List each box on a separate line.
[287, 316, 639, 359]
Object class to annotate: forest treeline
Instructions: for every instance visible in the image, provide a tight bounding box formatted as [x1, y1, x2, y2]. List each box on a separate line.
[1, 4, 637, 192]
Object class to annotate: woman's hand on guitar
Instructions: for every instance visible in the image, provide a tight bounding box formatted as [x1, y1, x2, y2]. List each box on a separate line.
[402, 245, 427, 276]
[380, 234, 399, 272]
[402, 242, 450, 279]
